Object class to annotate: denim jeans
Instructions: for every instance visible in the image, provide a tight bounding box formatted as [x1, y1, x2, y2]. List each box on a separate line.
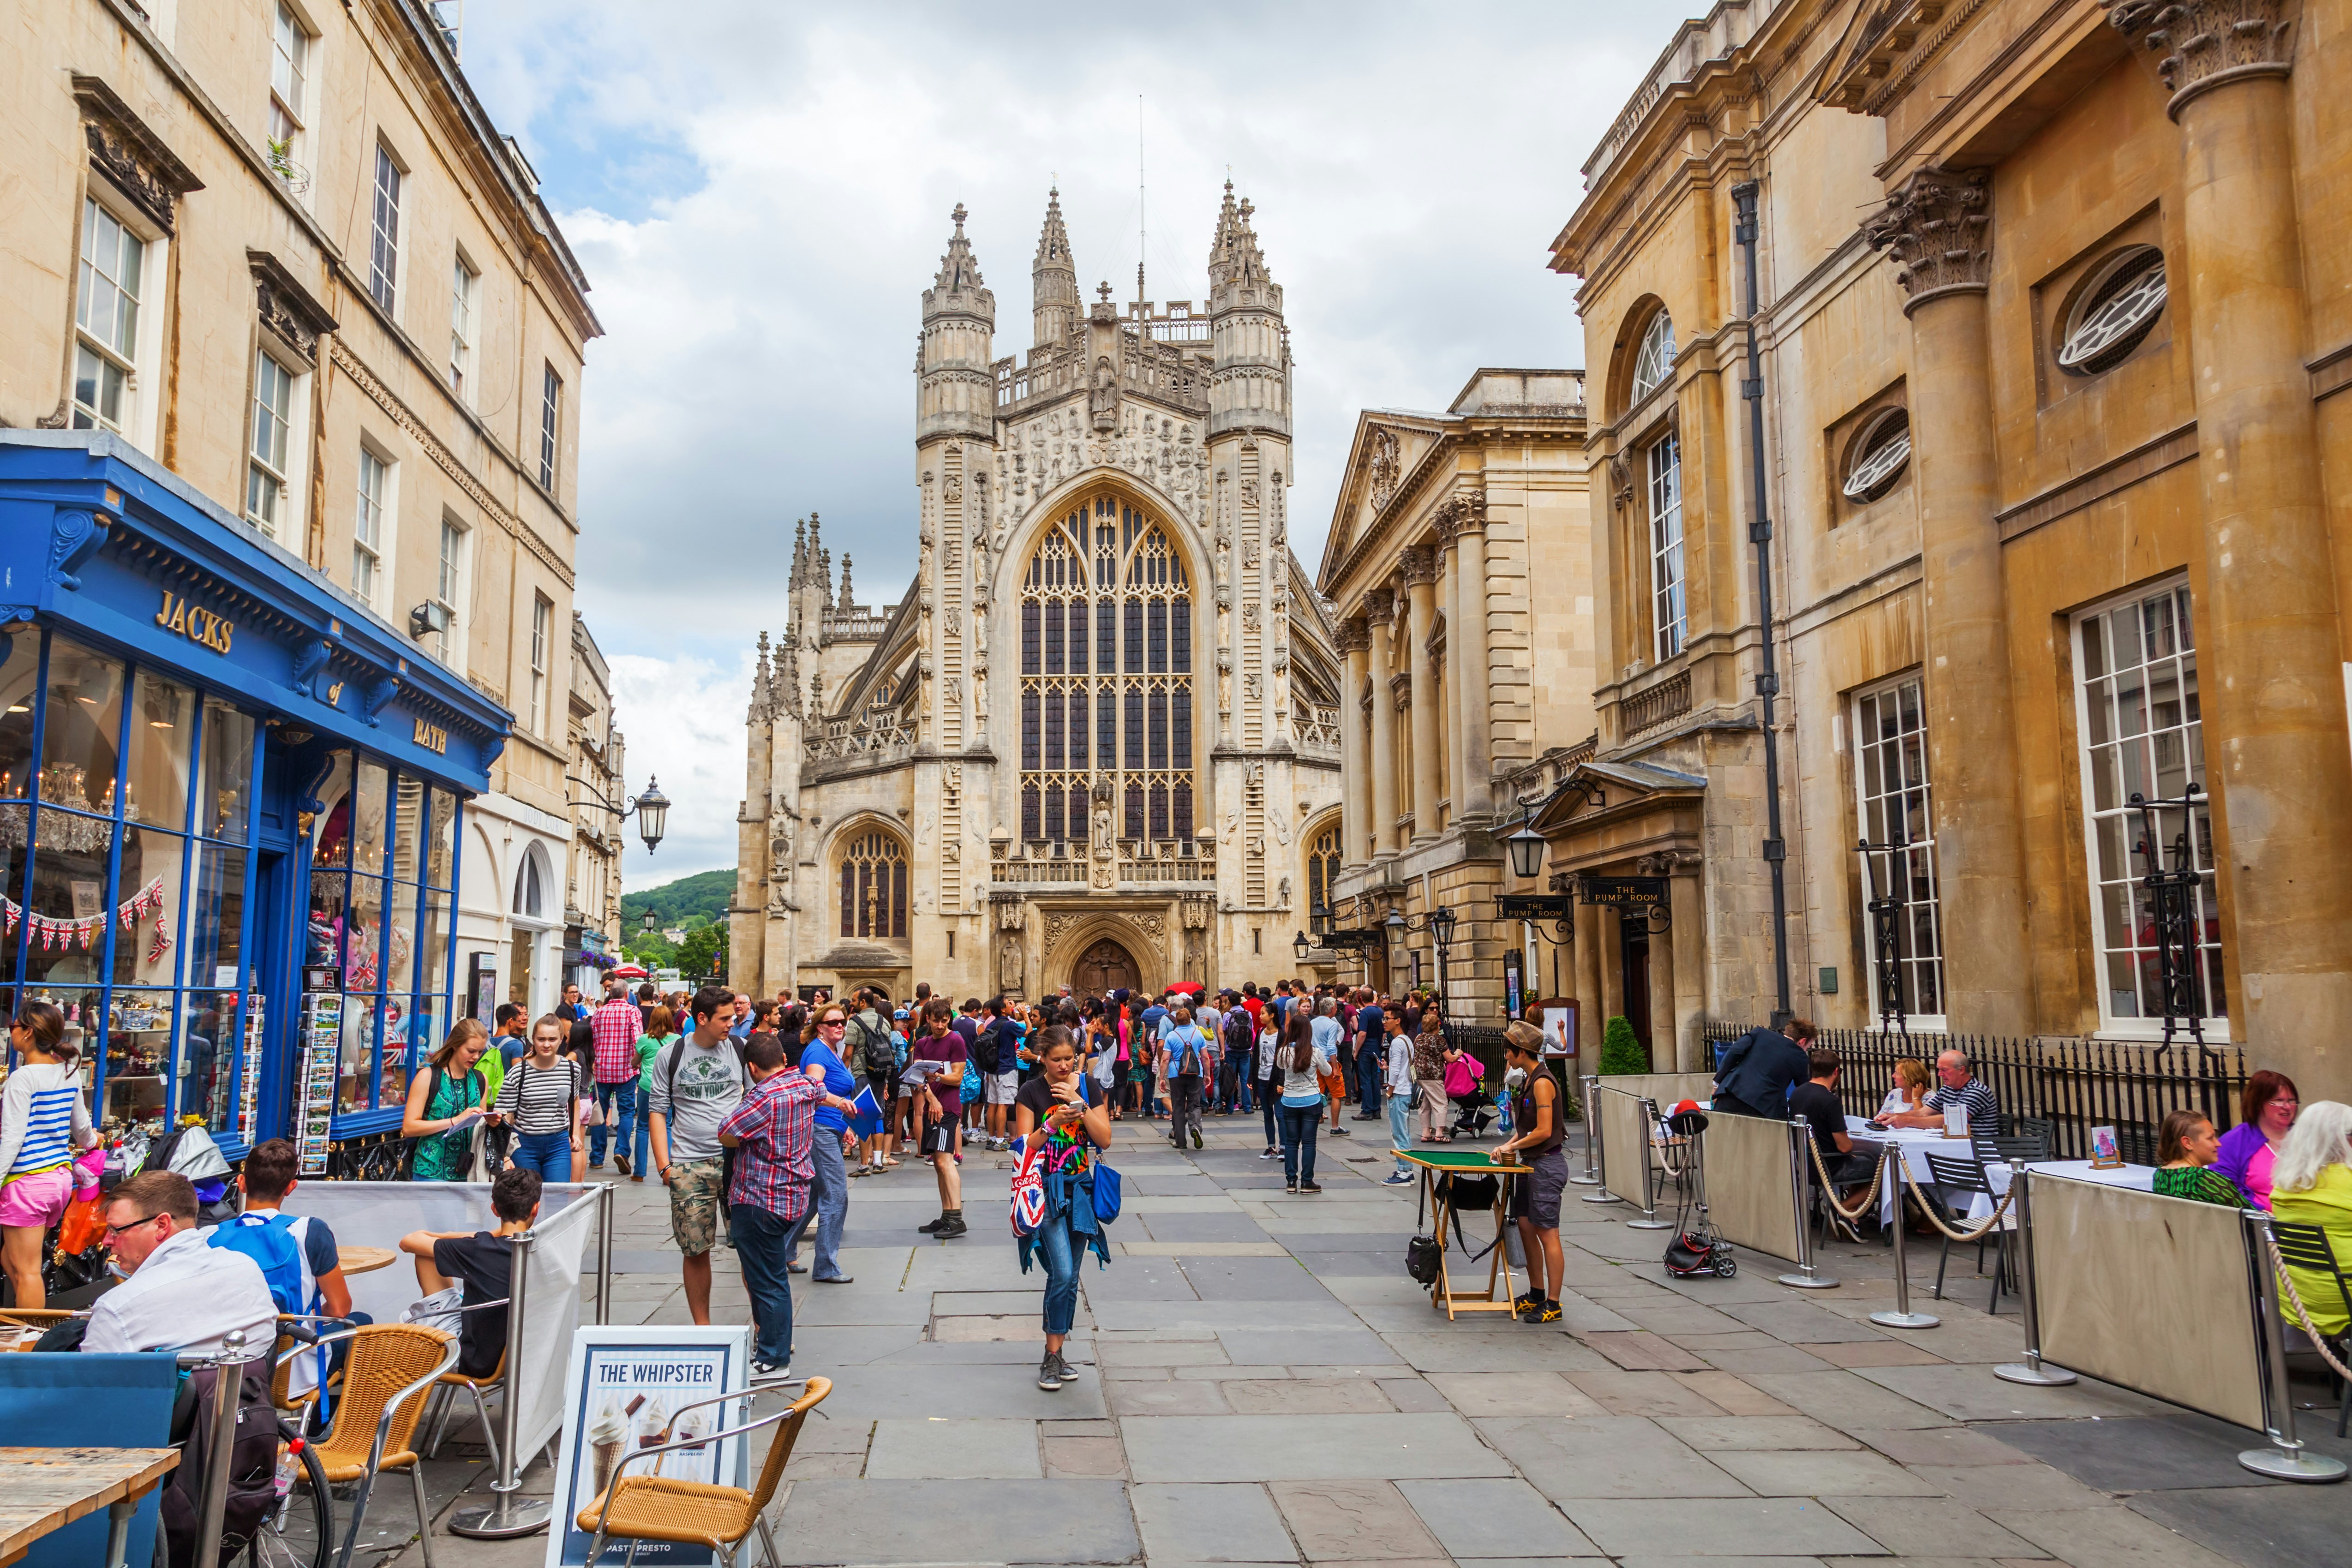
[1169, 1075, 1204, 1145]
[510, 1130, 571, 1183]
[632, 1092, 652, 1175]
[1279, 1101, 1321, 1186]
[1260, 1083, 1280, 1148]
[1388, 1092, 1414, 1176]
[784, 1129, 849, 1279]
[590, 1079, 635, 1167]
[730, 1203, 798, 1364]
[1358, 1043, 1385, 1113]
[1033, 1208, 1083, 1336]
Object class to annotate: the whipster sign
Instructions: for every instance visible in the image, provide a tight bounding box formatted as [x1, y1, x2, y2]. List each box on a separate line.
[548, 1325, 752, 1566]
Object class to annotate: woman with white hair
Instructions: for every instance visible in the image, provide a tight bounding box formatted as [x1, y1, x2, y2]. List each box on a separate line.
[2268, 1099, 2352, 1338]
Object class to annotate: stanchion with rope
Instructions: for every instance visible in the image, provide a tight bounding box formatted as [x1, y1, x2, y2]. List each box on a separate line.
[1571, 1074, 1603, 1188]
[1775, 1119, 1852, 1291]
[1805, 1137, 1889, 1244]
[2241, 1217, 2351, 1483]
[1993, 1170, 2077, 1387]
[1867, 1149, 1939, 1331]
[1894, 1158, 2018, 1248]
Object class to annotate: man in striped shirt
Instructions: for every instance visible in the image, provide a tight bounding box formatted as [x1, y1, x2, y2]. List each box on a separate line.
[588, 978, 644, 1175]
[720, 1032, 855, 1374]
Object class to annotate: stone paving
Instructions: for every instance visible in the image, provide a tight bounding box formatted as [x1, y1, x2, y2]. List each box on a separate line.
[381, 1107, 2348, 1568]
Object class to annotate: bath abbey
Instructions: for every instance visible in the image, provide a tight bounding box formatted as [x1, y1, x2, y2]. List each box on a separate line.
[728, 186, 1346, 1001]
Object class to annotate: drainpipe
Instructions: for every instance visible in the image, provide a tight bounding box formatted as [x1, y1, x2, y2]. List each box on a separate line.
[1730, 180, 1793, 1029]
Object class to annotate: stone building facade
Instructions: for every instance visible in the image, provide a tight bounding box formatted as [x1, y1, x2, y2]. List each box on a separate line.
[564, 612, 624, 987]
[0, 0, 601, 1025]
[1535, 0, 2352, 1098]
[729, 189, 1344, 1003]
[1313, 372, 1594, 1020]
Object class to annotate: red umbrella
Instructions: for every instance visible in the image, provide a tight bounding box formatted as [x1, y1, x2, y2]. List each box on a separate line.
[610, 964, 650, 980]
[1165, 980, 1205, 996]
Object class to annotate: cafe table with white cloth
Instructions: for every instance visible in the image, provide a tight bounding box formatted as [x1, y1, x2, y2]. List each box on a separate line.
[1843, 1116, 2155, 1228]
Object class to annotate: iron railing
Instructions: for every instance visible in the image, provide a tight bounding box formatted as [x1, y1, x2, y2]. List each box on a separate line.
[1701, 1022, 2248, 1159]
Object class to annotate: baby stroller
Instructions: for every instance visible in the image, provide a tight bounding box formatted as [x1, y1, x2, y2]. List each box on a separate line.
[1444, 1054, 1496, 1139]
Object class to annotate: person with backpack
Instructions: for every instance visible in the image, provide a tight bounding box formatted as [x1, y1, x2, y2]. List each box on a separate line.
[82, 1170, 276, 1356]
[492, 1013, 587, 1183]
[1, 1000, 97, 1310]
[648, 986, 751, 1326]
[629, 1005, 680, 1183]
[218, 1138, 367, 1400]
[1161, 1006, 1214, 1151]
[1012, 1026, 1114, 1392]
[401, 1019, 493, 1181]
[844, 993, 895, 1174]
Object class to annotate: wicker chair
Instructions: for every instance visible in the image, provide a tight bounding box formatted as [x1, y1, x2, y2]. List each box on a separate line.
[575, 1376, 832, 1568]
[305, 1322, 459, 1568]
[418, 1297, 512, 1475]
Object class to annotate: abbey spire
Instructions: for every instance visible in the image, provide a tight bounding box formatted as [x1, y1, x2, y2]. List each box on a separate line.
[918, 203, 995, 443]
[1032, 186, 1079, 347]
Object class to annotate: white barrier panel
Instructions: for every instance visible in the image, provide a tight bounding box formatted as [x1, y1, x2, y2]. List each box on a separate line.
[1595, 1074, 1714, 1215]
[2025, 1172, 2264, 1431]
[286, 1180, 600, 1467]
[1702, 1112, 1801, 1264]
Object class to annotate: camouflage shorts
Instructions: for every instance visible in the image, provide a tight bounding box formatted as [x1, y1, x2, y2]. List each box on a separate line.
[666, 1158, 726, 1257]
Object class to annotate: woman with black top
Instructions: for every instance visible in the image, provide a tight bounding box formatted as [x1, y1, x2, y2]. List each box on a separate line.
[492, 1013, 586, 1183]
[1013, 1026, 1114, 1391]
[1492, 1023, 1565, 1323]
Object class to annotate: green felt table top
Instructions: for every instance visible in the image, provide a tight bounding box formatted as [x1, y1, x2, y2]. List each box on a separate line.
[1399, 1149, 1532, 1171]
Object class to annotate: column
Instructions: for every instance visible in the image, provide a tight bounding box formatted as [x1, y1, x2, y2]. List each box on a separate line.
[1336, 618, 1371, 869]
[1365, 589, 1400, 861]
[1402, 545, 1442, 845]
[1864, 168, 2033, 1035]
[1436, 522, 1464, 823]
[1454, 493, 1495, 821]
[1670, 855, 1705, 1071]
[2111, 4, 2352, 1059]
[1572, 896, 1604, 1070]
[1596, 906, 1624, 1039]
[1647, 909, 1678, 1072]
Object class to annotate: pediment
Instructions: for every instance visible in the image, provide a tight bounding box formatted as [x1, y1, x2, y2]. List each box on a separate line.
[1529, 759, 1707, 836]
[1319, 412, 1456, 589]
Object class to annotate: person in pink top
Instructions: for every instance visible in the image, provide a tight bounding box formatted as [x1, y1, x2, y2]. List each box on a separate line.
[2214, 1070, 2298, 1210]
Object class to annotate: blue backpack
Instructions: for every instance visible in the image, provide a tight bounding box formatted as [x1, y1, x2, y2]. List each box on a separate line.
[209, 1212, 308, 1314]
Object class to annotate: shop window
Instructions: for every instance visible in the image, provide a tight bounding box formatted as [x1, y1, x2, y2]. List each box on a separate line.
[1851, 676, 1945, 1027]
[2073, 580, 2224, 1034]
[1841, 408, 1911, 505]
[838, 830, 908, 940]
[1646, 432, 1686, 662]
[2057, 247, 2167, 377]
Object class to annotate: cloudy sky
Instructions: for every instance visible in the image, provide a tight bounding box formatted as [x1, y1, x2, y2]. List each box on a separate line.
[456, 0, 1699, 889]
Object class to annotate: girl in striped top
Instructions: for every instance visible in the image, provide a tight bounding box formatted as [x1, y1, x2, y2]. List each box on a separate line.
[492, 1012, 586, 1184]
[1, 1001, 95, 1309]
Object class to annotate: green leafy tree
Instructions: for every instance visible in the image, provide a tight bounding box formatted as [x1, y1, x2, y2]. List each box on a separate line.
[677, 923, 726, 981]
[1600, 1014, 1649, 1075]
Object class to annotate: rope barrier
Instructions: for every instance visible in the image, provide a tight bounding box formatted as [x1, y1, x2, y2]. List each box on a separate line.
[2260, 1227, 2352, 1386]
[1805, 1138, 1889, 1226]
[1895, 1157, 2018, 1244]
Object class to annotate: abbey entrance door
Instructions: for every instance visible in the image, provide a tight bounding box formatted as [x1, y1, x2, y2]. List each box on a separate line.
[1073, 939, 1139, 996]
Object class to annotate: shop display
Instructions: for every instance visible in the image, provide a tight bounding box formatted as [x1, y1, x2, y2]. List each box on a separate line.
[295, 987, 342, 1175]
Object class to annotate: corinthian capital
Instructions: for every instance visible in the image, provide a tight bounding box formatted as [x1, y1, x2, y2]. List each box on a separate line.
[2110, 0, 2295, 120]
[1333, 617, 1372, 655]
[1399, 545, 1439, 587]
[1864, 167, 1993, 314]
[1364, 587, 1396, 627]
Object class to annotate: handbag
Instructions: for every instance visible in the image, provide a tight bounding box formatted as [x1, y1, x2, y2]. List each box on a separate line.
[1088, 1159, 1122, 1225]
[1406, 1166, 1442, 1284]
[960, 1060, 983, 1101]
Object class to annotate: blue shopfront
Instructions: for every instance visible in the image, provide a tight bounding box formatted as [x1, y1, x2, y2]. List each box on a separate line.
[1, 432, 509, 1169]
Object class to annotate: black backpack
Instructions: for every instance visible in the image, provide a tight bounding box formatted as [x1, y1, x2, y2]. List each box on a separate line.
[161, 1361, 280, 1568]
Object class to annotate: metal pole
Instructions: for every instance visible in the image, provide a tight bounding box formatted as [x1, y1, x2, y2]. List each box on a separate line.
[1625, 1097, 1672, 1230]
[1580, 1078, 1619, 1203]
[449, 1227, 553, 1537]
[193, 1328, 248, 1568]
[1730, 180, 1793, 1029]
[1776, 1119, 1837, 1290]
[1869, 1151, 1939, 1329]
[1572, 1073, 1602, 1186]
[2238, 1210, 2349, 1481]
[1995, 1168, 2076, 1385]
[596, 1181, 615, 1327]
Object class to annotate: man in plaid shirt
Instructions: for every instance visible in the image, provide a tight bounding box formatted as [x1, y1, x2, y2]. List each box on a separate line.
[720, 1032, 856, 1373]
[588, 977, 647, 1174]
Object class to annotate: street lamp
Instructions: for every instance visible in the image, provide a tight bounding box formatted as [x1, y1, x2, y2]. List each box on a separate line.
[1310, 900, 1332, 940]
[1505, 807, 1549, 881]
[1293, 929, 1312, 962]
[1385, 906, 1460, 1019]
[641, 910, 656, 935]
[565, 772, 672, 855]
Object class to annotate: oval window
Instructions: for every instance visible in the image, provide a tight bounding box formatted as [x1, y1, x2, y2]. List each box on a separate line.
[2057, 248, 2166, 376]
[1842, 408, 1911, 504]
[1629, 310, 1676, 404]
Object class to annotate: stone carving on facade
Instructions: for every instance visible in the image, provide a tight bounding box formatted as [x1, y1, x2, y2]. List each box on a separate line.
[2109, 0, 2297, 113]
[248, 252, 336, 368]
[72, 78, 203, 236]
[1333, 618, 1370, 655]
[1364, 587, 1395, 627]
[1367, 427, 1401, 513]
[1863, 166, 1993, 310]
[1244, 672, 1263, 704]
[1399, 545, 1438, 587]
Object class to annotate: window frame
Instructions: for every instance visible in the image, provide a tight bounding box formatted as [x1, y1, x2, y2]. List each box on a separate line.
[433, 516, 469, 670]
[836, 829, 910, 941]
[268, 1, 315, 182]
[2068, 576, 2226, 1039]
[528, 593, 552, 737]
[70, 192, 162, 446]
[449, 253, 477, 400]
[1629, 309, 1676, 406]
[1646, 431, 1686, 664]
[1849, 673, 1947, 1032]
[369, 142, 405, 315]
[245, 344, 306, 540]
[538, 363, 563, 492]
[353, 443, 393, 609]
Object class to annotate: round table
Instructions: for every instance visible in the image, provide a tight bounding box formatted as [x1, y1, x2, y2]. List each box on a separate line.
[337, 1245, 396, 1276]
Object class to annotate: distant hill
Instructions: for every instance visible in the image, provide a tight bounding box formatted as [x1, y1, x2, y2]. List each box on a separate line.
[620, 868, 735, 931]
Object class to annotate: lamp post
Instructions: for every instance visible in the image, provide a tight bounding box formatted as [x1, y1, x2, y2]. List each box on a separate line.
[565, 772, 672, 856]
[1384, 905, 1459, 1021]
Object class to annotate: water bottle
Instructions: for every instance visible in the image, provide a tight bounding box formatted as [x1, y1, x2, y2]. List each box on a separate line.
[274, 1438, 304, 1499]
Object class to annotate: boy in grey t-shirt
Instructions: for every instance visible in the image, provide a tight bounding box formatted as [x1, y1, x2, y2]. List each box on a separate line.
[647, 986, 748, 1325]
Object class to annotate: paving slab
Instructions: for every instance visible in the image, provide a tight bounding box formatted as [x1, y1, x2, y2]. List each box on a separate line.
[865, 1417, 1042, 1478]
[2126, 1484, 2352, 1568]
[1907, 1463, 2122, 1512]
[1270, 1478, 1448, 1560]
[772, 1478, 1139, 1564]
[1184, 1256, 1339, 1300]
[1706, 1448, 1944, 1497]
[1723, 1299, 1897, 1344]
[1844, 1427, 2034, 1467]
[808, 1362, 1109, 1419]
[1990, 1414, 2292, 1493]
[1124, 1412, 1513, 1482]
[1664, 1371, 1800, 1417]
[1559, 1498, 1886, 1557]
[1143, 1210, 1278, 1243]
[1131, 1481, 1300, 1562]
[1986, 1505, 2241, 1568]
[1472, 1414, 1753, 1500]
[1816, 1497, 2046, 1558]
[1109, 1378, 1234, 1415]
[1081, 1257, 1203, 1301]
[1740, 1371, 1956, 1432]
[1586, 1330, 1714, 1371]
[1222, 1376, 1398, 1414]
[1376, 1377, 1453, 1412]
[1426, 1371, 1607, 1418]
[1563, 1368, 1735, 1418]
[1219, 1327, 1403, 1366]
[1852, 1364, 2171, 1423]
[1657, 1416, 1861, 1451]
[1381, 1331, 1612, 1373]
[1395, 1477, 1604, 1557]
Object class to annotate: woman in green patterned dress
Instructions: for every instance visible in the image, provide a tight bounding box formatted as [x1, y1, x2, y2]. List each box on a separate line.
[2150, 1108, 2247, 1208]
[401, 1018, 494, 1181]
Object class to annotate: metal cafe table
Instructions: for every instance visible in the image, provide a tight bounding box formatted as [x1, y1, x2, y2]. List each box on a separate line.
[1400, 1149, 1532, 1319]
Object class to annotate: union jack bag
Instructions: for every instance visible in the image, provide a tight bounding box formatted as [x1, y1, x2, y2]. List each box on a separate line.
[1009, 1132, 1048, 1238]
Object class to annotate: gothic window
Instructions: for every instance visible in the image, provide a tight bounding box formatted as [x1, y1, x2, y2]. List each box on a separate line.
[1306, 822, 1341, 920]
[838, 830, 908, 940]
[1022, 494, 1195, 853]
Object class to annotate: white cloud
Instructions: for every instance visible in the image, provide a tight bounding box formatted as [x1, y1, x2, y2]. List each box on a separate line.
[453, 1, 1698, 894]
